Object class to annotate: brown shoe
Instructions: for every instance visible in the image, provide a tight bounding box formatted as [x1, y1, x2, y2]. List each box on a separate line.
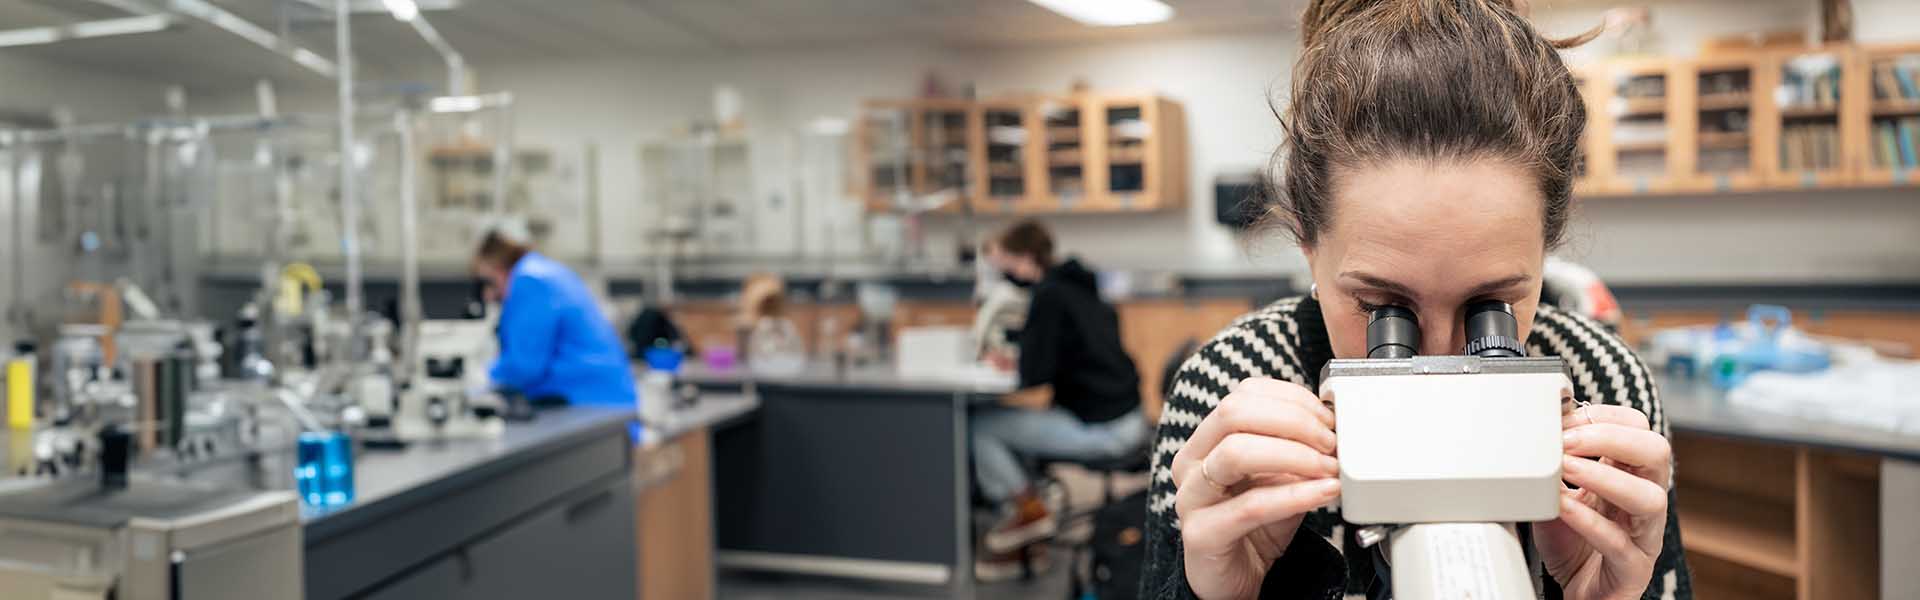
[983, 492, 1056, 554]
[975, 542, 1050, 582]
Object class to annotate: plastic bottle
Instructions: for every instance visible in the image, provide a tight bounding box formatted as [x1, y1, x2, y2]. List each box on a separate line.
[7, 342, 35, 429]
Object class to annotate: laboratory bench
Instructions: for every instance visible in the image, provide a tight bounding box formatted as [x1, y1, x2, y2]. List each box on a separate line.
[680, 362, 1015, 599]
[3, 398, 760, 600]
[632, 391, 761, 600]
[140, 405, 640, 600]
[1659, 376, 1919, 600]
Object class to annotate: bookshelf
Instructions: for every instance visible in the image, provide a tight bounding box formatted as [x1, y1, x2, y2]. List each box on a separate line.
[1767, 48, 1856, 188]
[970, 99, 1047, 215]
[852, 99, 976, 214]
[1576, 42, 1917, 198]
[1040, 96, 1093, 210]
[1595, 59, 1686, 194]
[1682, 56, 1767, 192]
[859, 93, 1187, 214]
[1857, 43, 1920, 186]
[1571, 66, 1602, 197]
[854, 101, 914, 212]
[1672, 433, 1882, 600]
[1084, 95, 1188, 212]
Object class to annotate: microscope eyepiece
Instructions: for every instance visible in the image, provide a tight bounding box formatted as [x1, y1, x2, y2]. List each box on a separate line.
[1366, 305, 1420, 359]
[1464, 300, 1526, 358]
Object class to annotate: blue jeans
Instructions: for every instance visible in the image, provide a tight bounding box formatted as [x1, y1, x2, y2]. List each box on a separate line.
[970, 406, 1149, 504]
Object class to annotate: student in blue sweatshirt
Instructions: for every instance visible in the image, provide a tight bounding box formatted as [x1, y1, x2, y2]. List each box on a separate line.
[472, 229, 636, 406]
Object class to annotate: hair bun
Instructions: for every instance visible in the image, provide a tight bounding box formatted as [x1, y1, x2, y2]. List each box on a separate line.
[1300, 0, 1593, 50]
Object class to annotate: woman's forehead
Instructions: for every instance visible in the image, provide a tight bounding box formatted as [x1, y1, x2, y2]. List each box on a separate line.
[1325, 159, 1545, 250]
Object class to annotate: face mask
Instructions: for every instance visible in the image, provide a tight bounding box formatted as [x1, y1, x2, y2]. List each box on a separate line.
[1002, 271, 1033, 288]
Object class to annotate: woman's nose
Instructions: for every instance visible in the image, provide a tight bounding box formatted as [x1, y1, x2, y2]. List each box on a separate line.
[1417, 316, 1465, 357]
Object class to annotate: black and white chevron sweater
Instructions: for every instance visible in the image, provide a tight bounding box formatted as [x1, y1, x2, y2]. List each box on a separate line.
[1140, 296, 1692, 600]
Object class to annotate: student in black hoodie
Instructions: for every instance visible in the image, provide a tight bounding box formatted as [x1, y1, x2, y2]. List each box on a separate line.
[972, 220, 1147, 580]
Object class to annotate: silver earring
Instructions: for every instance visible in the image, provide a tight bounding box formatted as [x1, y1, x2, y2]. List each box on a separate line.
[1310, 283, 1318, 300]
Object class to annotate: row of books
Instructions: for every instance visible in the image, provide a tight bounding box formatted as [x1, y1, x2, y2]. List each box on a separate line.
[1781, 123, 1841, 171]
[1871, 58, 1920, 102]
[1780, 63, 1844, 109]
[1871, 118, 1920, 169]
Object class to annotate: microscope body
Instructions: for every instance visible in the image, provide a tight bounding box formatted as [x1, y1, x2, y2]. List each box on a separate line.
[1321, 355, 1570, 524]
[1318, 302, 1574, 599]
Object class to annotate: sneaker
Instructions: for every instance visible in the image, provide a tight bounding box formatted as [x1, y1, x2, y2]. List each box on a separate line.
[983, 493, 1057, 554]
[975, 543, 1050, 582]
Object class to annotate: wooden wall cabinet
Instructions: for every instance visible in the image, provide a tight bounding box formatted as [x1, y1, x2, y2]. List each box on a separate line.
[1590, 58, 1688, 195]
[1574, 42, 1918, 199]
[853, 99, 978, 214]
[1853, 43, 1920, 186]
[1764, 47, 1860, 189]
[859, 93, 1187, 215]
[1680, 55, 1770, 193]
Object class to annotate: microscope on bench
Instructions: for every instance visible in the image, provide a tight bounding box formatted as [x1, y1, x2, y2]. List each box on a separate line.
[1320, 301, 1573, 599]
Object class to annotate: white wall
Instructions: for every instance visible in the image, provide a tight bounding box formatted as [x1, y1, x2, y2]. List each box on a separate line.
[0, 54, 177, 344]
[199, 0, 1920, 286]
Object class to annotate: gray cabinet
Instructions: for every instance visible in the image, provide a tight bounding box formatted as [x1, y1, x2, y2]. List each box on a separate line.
[359, 477, 636, 600]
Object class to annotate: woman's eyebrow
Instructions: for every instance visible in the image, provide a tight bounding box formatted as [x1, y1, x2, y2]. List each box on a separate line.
[1464, 274, 1535, 299]
[1338, 271, 1417, 299]
[1338, 271, 1534, 302]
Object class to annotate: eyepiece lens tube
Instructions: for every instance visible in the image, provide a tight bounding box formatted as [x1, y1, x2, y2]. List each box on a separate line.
[1366, 306, 1420, 359]
[1464, 300, 1525, 358]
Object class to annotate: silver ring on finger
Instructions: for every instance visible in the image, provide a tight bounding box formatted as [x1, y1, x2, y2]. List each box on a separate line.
[1576, 399, 1596, 426]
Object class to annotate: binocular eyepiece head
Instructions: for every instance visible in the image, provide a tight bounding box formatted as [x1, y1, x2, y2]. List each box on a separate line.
[1364, 300, 1527, 359]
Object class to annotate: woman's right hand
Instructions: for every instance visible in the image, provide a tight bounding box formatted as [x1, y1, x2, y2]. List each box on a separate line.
[1171, 377, 1342, 600]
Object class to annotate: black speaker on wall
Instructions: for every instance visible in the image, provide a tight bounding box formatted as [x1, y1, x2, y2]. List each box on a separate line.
[1213, 172, 1266, 229]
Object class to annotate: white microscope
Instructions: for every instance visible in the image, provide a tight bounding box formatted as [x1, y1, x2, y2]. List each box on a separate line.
[1319, 302, 1573, 599]
[362, 317, 506, 442]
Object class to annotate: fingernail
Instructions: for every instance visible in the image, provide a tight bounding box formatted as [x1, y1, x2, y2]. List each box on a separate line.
[1562, 430, 1580, 447]
[1320, 455, 1340, 476]
[1307, 478, 1340, 495]
[1562, 455, 1582, 471]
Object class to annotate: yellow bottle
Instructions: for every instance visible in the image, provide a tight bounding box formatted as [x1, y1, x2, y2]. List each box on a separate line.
[7, 357, 32, 429]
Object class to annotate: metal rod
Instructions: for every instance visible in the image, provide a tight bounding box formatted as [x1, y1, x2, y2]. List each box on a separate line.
[164, 0, 338, 78]
[0, 15, 176, 49]
[6, 132, 23, 329]
[490, 94, 514, 216]
[585, 143, 602, 271]
[336, 0, 363, 361]
[404, 16, 467, 95]
[397, 109, 421, 382]
[257, 80, 288, 384]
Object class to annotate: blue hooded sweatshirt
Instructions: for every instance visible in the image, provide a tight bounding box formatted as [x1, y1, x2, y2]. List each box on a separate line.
[488, 252, 637, 406]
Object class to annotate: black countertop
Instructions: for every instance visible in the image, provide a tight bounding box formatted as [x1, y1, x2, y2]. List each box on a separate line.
[142, 406, 636, 543]
[676, 361, 1018, 397]
[1660, 375, 1920, 463]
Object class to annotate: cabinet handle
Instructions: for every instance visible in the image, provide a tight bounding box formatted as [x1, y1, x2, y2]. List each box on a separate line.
[565, 488, 615, 524]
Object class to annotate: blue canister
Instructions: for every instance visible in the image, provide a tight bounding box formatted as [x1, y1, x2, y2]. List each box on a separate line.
[296, 431, 355, 508]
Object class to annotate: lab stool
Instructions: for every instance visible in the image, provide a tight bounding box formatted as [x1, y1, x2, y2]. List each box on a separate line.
[1022, 448, 1153, 590]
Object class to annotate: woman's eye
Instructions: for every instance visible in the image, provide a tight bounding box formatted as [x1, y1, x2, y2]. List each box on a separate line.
[1353, 298, 1398, 315]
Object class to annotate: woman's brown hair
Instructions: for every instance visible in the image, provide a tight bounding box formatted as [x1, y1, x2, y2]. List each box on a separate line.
[1268, 0, 1599, 250]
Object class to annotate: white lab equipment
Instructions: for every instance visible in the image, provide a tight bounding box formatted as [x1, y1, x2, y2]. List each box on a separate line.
[1318, 302, 1571, 600]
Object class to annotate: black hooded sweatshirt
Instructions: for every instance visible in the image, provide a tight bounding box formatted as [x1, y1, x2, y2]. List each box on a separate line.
[1016, 257, 1140, 424]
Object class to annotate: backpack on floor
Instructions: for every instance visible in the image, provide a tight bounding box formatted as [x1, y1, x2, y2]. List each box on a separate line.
[1085, 489, 1149, 600]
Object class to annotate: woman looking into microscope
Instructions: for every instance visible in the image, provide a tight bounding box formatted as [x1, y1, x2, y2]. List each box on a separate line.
[1140, 0, 1689, 598]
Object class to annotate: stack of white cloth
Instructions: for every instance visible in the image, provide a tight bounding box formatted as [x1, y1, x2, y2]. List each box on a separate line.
[1729, 356, 1920, 435]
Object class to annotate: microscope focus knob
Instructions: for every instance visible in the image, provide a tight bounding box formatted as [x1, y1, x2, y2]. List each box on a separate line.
[1465, 336, 1526, 358]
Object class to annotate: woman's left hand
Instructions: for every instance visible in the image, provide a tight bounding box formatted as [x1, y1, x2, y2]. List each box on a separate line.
[1534, 403, 1672, 600]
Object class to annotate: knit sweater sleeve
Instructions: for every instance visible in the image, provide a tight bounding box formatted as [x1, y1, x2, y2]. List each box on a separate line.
[1138, 300, 1694, 600]
[1139, 298, 1347, 599]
